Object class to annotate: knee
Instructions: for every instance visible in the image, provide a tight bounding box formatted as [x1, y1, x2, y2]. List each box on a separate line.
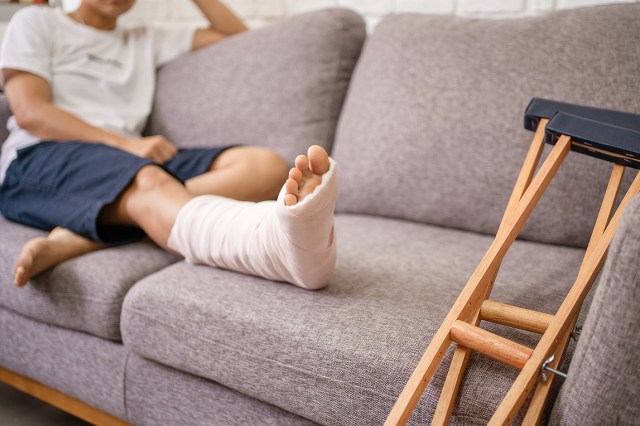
[250, 147, 289, 182]
[238, 147, 289, 197]
[134, 165, 177, 193]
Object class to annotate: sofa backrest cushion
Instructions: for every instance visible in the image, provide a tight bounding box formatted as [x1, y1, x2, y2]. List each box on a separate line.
[147, 8, 365, 163]
[333, 4, 640, 248]
[0, 95, 11, 149]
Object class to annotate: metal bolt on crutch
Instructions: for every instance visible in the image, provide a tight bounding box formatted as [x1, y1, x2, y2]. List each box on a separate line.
[540, 354, 568, 382]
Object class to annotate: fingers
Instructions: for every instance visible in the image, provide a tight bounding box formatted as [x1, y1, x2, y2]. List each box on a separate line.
[153, 136, 177, 163]
[157, 143, 178, 163]
[120, 135, 178, 163]
[144, 136, 177, 163]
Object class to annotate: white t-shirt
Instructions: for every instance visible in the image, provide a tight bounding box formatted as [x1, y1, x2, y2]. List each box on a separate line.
[0, 6, 196, 184]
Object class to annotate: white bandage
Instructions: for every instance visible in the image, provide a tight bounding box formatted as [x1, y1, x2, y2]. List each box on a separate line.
[167, 159, 338, 290]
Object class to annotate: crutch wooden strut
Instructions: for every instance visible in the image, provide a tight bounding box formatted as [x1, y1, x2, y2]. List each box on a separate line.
[386, 98, 640, 425]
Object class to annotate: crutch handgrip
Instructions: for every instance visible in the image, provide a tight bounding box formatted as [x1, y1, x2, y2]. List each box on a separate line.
[546, 112, 640, 168]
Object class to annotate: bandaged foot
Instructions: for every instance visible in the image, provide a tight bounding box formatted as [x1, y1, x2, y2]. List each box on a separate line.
[167, 145, 337, 290]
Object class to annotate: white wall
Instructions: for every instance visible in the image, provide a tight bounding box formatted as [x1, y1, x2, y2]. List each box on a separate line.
[61, 0, 639, 31]
[0, 0, 635, 45]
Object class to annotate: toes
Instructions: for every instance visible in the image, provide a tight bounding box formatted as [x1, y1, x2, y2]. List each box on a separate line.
[295, 155, 309, 174]
[284, 193, 298, 206]
[285, 146, 330, 207]
[285, 178, 299, 196]
[14, 243, 37, 287]
[14, 265, 28, 287]
[308, 145, 330, 175]
[288, 167, 302, 182]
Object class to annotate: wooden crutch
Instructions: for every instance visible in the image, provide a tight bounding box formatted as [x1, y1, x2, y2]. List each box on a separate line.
[386, 98, 640, 425]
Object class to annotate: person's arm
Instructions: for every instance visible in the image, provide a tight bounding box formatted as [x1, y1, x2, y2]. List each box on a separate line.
[3, 69, 177, 163]
[191, 0, 248, 51]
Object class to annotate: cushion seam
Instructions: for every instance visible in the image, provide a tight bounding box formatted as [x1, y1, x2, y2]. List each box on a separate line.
[13, 292, 126, 304]
[122, 350, 132, 421]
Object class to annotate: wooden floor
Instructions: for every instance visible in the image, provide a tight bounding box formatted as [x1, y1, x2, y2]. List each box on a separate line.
[0, 381, 89, 426]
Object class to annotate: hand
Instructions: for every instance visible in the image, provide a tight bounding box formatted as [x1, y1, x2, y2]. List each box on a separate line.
[117, 135, 178, 163]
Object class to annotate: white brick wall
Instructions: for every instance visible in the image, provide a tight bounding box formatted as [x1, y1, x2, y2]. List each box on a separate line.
[0, 0, 636, 37]
[61, 0, 640, 30]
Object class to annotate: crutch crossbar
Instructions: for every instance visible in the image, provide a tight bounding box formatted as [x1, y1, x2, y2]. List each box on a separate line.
[450, 321, 533, 370]
[387, 99, 640, 426]
[479, 300, 553, 335]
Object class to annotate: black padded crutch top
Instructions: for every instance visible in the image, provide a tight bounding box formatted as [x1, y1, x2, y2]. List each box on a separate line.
[524, 98, 640, 168]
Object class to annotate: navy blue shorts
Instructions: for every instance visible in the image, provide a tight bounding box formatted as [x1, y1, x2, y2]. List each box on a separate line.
[0, 141, 232, 244]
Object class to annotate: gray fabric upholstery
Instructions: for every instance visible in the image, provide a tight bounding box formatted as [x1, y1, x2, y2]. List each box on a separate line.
[0, 216, 178, 340]
[0, 94, 11, 148]
[333, 4, 640, 248]
[2, 5, 638, 424]
[0, 8, 365, 342]
[122, 214, 586, 425]
[551, 195, 640, 425]
[125, 353, 317, 425]
[147, 8, 365, 163]
[0, 306, 128, 420]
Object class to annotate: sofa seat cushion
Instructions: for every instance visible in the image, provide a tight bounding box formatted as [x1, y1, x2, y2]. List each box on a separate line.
[0, 216, 178, 340]
[0, 306, 129, 420]
[122, 214, 586, 425]
[125, 353, 317, 426]
[147, 8, 365, 162]
[333, 4, 640, 248]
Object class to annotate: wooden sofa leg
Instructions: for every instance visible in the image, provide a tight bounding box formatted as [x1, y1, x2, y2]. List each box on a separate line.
[0, 366, 130, 426]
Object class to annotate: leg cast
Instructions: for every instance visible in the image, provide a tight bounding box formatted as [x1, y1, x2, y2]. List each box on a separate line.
[168, 145, 338, 289]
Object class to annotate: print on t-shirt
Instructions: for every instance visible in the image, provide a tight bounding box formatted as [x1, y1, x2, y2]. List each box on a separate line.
[87, 53, 124, 69]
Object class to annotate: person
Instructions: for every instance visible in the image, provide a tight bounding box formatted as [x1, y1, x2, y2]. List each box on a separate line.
[0, 0, 338, 290]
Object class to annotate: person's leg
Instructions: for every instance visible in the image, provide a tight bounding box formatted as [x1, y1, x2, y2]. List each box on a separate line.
[116, 147, 330, 249]
[184, 146, 289, 200]
[168, 145, 338, 290]
[13, 164, 191, 286]
[14, 146, 335, 289]
[12, 146, 286, 286]
[98, 165, 192, 247]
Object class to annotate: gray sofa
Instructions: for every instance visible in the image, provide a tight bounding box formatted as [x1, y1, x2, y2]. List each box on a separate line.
[1, 5, 639, 425]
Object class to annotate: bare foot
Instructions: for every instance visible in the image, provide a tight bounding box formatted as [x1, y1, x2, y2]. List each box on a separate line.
[284, 145, 331, 206]
[14, 227, 105, 287]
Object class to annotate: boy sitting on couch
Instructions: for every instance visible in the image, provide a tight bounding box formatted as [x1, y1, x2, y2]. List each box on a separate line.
[0, 0, 338, 291]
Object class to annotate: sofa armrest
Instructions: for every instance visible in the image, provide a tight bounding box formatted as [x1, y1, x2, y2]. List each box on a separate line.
[551, 193, 640, 425]
[0, 94, 11, 148]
